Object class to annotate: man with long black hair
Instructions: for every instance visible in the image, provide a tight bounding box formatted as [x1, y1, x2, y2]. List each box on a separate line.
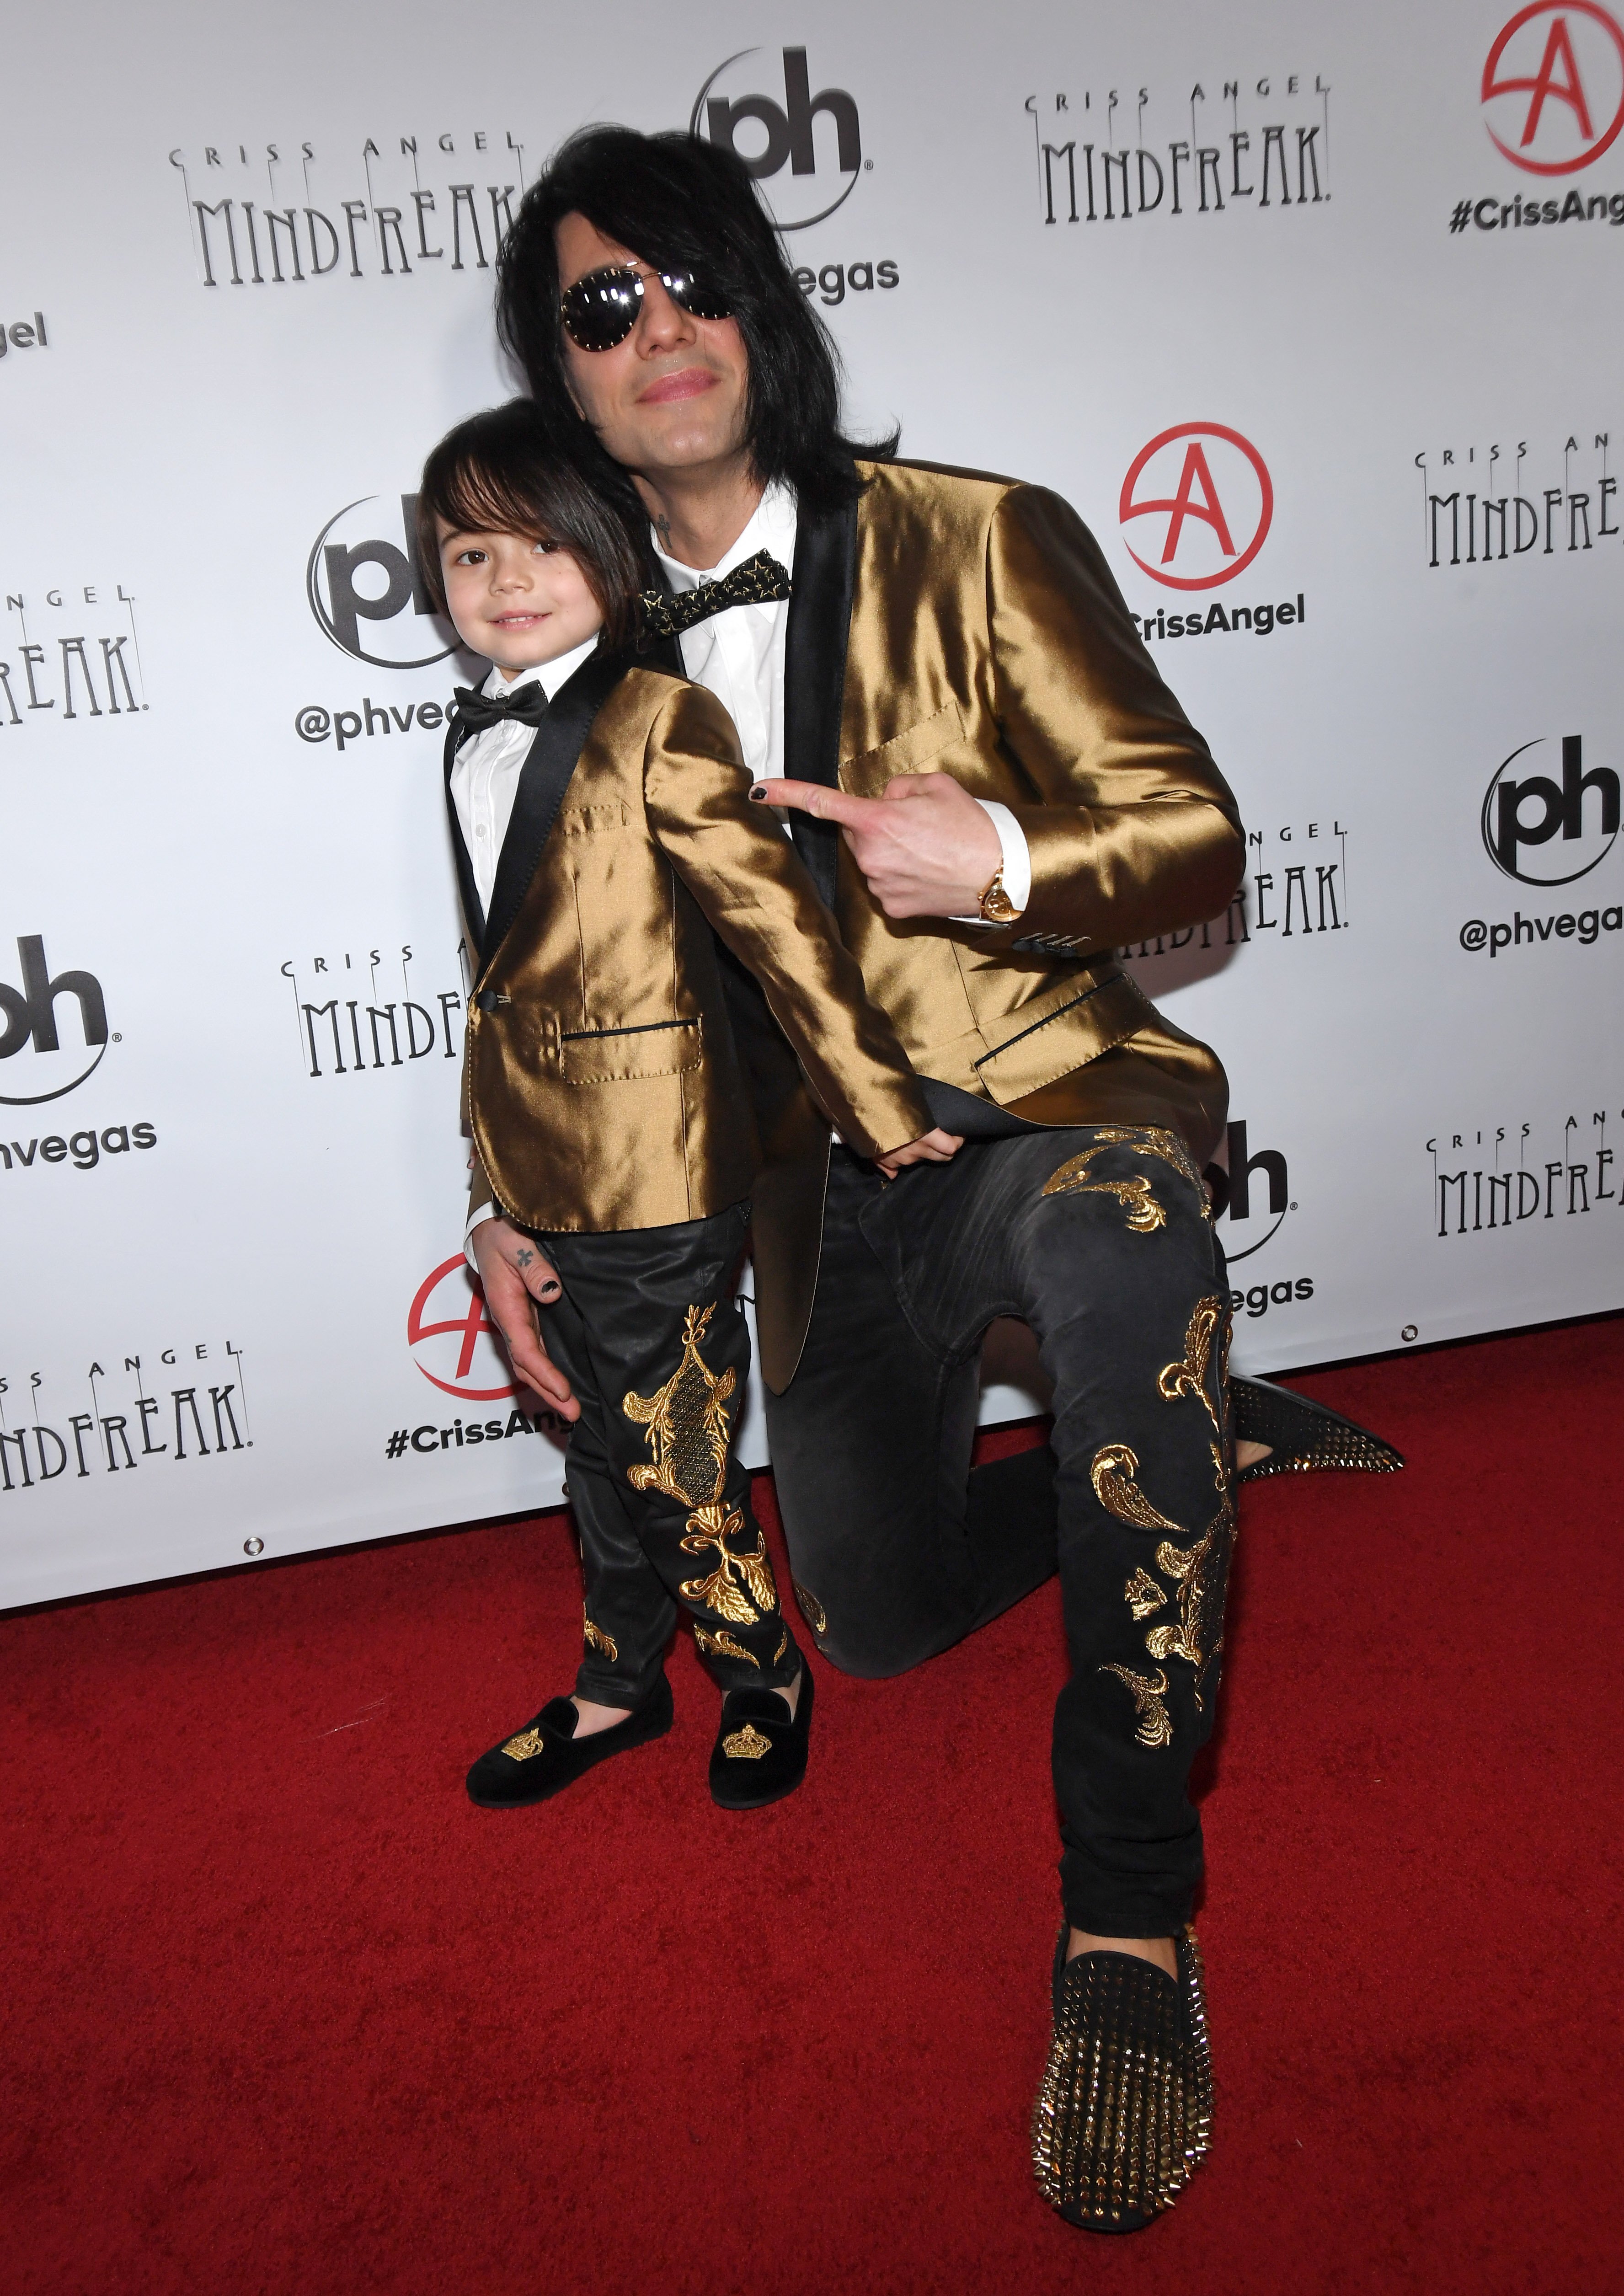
[470, 123, 1396, 2232]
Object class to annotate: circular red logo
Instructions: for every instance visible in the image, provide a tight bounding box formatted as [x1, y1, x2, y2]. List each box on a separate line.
[1482, 2, 1624, 173]
[406, 1256, 517, 1402]
[1118, 424, 1274, 592]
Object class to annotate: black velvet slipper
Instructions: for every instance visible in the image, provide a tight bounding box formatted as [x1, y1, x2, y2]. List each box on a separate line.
[465, 1675, 673, 1809]
[707, 1664, 814, 1811]
[1032, 1926, 1214, 2233]
[1232, 1373, 1405, 1484]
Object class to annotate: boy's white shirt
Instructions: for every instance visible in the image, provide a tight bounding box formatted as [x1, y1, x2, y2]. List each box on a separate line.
[462, 482, 1030, 1256]
[450, 636, 601, 916]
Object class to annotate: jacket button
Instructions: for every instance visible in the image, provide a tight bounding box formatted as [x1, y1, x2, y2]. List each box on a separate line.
[476, 990, 502, 1013]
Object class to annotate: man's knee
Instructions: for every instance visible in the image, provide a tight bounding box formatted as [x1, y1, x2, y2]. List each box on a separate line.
[811, 1619, 951, 1682]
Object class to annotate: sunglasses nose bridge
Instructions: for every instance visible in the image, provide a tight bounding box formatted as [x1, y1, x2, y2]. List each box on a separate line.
[629, 268, 696, 348]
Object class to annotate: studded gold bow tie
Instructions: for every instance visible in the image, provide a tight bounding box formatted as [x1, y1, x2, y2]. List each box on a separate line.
[638, 550, 792, 641]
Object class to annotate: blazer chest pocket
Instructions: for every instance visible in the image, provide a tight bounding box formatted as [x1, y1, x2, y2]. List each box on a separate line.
[840, 703, 966, 799]
[559, 1016, 703, 1084]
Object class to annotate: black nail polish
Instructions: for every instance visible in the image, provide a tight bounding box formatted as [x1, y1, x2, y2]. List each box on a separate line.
[748, 785, 766, 800]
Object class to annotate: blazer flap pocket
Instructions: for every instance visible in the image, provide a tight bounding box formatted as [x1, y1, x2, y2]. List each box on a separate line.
[558, 801, 633, 836]
[559, 1016, 702, 1083]
[972, 972, 1154, 1106]
[841, 703, 965, 798]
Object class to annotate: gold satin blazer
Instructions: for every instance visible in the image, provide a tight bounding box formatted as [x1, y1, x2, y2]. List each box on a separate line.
[452, 653, 930, 1237]
[716, 459, 1247, 1391]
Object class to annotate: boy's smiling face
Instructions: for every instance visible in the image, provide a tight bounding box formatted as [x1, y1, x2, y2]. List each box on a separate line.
[437, 523, 602, 680]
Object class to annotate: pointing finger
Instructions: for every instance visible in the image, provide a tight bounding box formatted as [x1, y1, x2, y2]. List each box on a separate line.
[750, 779, 885, 831]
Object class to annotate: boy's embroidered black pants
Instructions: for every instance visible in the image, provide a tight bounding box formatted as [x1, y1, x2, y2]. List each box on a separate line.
[538, 1201, 802, 1708]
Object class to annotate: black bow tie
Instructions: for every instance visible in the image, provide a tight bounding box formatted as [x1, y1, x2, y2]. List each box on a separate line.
[450, 680, 552, 735]
[639, 550, 792, 642]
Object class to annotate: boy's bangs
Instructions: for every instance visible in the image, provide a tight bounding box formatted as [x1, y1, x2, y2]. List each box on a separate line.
[432, 457, 553, 545]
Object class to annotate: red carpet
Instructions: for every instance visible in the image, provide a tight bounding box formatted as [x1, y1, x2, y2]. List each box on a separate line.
[4, 1320, 1619, 2295]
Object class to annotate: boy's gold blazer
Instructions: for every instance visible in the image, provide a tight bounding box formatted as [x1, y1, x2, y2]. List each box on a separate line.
[452, 653, 930, 1237]
[701, 459, 1248, 1392]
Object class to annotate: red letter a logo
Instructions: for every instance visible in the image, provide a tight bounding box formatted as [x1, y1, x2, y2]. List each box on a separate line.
[1491, 14, 1596, 142]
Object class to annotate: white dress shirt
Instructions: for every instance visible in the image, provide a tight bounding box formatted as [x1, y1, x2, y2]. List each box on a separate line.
[449, 635, 600, 916]
[653, 482, 1031, 912]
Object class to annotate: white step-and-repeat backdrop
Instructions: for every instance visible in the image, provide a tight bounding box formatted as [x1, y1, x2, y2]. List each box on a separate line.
[4, 0, 1621, 1604]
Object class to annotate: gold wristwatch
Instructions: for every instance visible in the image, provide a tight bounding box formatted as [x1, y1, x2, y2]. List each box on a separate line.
[977, 863, 1021, 925]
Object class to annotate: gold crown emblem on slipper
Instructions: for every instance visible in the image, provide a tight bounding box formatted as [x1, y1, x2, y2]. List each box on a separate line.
[722, 1723, 771, 1760]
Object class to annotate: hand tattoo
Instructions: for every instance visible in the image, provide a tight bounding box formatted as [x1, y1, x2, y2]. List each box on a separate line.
[515, 1248, 535, 1268]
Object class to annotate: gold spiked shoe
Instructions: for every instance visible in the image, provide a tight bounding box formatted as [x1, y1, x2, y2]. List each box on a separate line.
[1032, 1927, 1214, 2233]
[1232, 1374, 1404, 1484]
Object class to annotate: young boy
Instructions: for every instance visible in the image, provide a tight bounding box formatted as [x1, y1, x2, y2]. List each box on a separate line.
[419, 401, 958, 1813]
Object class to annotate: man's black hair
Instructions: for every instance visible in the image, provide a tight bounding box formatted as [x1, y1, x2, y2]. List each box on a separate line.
[495, 125, 895, 516]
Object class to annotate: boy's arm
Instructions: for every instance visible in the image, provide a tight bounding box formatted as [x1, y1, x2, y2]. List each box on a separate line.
[642, 683, 933, 1160]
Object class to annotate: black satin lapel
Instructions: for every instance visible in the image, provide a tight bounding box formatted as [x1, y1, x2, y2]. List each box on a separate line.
[443, 718, 487, 958]
[640, 629, 685, 679]
[480, 648, 630, 974]
[783, 486, 858, 908]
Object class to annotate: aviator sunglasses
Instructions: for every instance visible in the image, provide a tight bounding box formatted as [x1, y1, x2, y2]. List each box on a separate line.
[559, 263, 733, 351]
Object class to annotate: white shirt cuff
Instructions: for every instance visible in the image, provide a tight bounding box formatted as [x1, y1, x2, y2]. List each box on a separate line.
[951, 798, 1031, 922]
[465, 1200, 496, 1274]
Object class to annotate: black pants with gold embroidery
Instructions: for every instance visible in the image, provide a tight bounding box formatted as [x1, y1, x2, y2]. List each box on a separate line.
[537, 1201, 801, 1710]
[764, 1133, 1231, 1938]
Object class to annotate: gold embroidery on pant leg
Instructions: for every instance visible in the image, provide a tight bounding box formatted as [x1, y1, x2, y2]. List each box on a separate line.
[773, 1629, 789, 1664]
[1098, 1663, 1173, 1748]
[1145, 1501, 1233, 1709]
[722, 1722, 771, 1760]
[792, 1579, 828, 1636]
[678, 1501, 780, 1623]
[582, 1606, 619, 1664]
[623, 1301, 781, 1625]
[501, 1725, 545, 1760]
[623, 1302, 735, 1509]
[1124, 1566, 1167, 1621]
[1090, 1442, 1187, 1534]
[1157, 1296, 1226, 1440]
[1090, 1124, 1211, 1217]
[1041, 1144, 1166, 1233]
[694, 1623, 761, 1669]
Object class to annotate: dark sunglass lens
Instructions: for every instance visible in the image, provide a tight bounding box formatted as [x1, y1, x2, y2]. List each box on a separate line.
[561, 268, 641, 349]
[663, 270, 732, 322]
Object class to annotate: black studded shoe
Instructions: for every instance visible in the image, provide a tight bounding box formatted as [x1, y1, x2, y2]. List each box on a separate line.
[1032, 1927, 1214, 2233]
[1232, 1374, 1405, 1485]
[708, 1663, 814, 1810]
[465, 1676, 673, 1809]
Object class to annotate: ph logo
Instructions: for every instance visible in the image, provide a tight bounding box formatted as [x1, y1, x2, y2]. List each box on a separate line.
[1118, 424, 1274, 591]
[1482, 734, 1620, 883]
[0, 936, 109, 1106]
[1205, 1121, 1291, 1263]
[306, 494, 455, 669]
[407, 1257, 517, 1402]
[1482, 3, 1624, 173]
[691, 46, 863, 230]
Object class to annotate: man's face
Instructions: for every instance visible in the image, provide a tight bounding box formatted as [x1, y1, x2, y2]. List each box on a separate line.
[555, 211, 749, 483]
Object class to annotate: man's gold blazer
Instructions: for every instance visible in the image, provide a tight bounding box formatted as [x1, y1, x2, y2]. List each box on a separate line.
[455, 656, 930, 1238]
[725, 459, 1248, 1392]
